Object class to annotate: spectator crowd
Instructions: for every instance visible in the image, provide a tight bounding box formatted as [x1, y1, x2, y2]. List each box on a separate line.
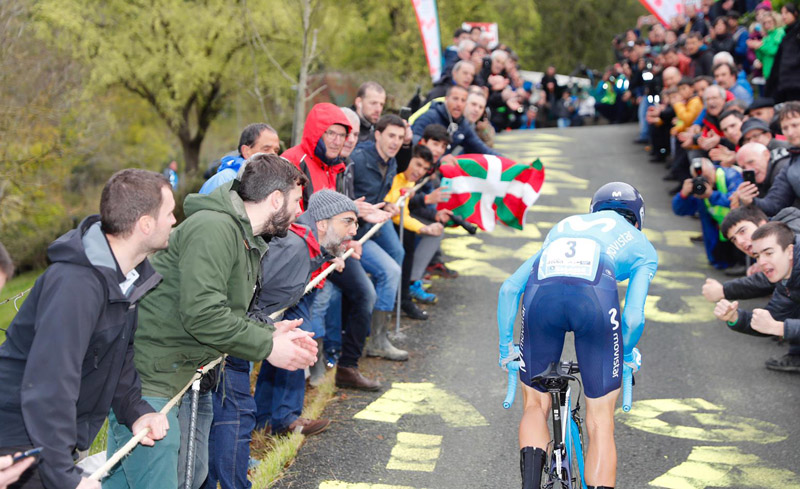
[2, 3, 800, 488]
[610, 0, 800, 379]
[0, 18, 554, 489]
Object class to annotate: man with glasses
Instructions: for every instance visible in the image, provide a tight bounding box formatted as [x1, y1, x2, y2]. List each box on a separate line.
[283, 103, 386, 391]
[210, 190, 359, 489]
[739, 117, 790, 151]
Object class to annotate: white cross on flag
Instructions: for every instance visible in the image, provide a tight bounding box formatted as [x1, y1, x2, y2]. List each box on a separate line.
[436, 155, 545, 232]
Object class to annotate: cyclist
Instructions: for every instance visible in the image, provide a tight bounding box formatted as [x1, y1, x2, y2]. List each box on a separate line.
[497, 182, 658, 489]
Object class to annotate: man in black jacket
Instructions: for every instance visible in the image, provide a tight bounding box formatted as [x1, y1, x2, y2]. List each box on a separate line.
[705, 207, 800, 372]
[0, 169, 173, 489]
[714, 222, 800, 372]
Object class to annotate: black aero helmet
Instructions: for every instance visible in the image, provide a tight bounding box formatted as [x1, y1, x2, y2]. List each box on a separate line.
[590, 182, 645, 229]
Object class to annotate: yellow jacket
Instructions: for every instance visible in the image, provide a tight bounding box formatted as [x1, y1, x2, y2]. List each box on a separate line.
[672, 96, 703, 135]
[385, 173, 425, 233]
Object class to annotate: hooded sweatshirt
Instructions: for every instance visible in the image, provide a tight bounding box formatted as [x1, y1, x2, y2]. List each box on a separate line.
[282, 103, 352, 208]
[0, 216, 160, 489]
[133, 181, 273, 399]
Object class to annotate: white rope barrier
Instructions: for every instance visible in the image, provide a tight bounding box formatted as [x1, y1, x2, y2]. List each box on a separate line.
[91, 178, 431, 479]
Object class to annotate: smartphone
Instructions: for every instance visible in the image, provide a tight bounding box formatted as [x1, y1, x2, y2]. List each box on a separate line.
[399, 106, 412, 120]
[12, 447, 42, 463]
[439, 177, 453, 203]
[743, 170, 756, 185]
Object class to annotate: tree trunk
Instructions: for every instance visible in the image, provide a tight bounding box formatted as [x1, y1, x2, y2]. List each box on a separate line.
[179, 135, 202, 175]
[291, 0, 313, 146]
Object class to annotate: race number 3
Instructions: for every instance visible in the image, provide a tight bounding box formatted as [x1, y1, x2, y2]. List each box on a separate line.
[538, 237, 600, 281]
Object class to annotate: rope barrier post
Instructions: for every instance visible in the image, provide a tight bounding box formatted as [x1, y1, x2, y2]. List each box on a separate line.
[394, 197, 406, 341]
[183, 372, 202, 489]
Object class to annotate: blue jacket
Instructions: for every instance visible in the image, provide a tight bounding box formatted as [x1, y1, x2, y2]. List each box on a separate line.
[411, 101, 500, 156]
[350, 141, 397, 238]
[754, 148, 800, 217]
[199, 154, 245, 194]
[672, 166, 742, 268]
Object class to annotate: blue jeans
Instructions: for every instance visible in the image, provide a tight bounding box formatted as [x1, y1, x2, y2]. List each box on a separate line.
[205, 362, 255, 489]
[557, 117, 571, 128]
[637, 96, 651, 141]
[103, 397, 180, 489]
[361, 238, 402, 312]
[312, 282, 342, 359]
[178, 390, 213, 489]
[328, 257, 376, 368]
[253, 301, 312, 433]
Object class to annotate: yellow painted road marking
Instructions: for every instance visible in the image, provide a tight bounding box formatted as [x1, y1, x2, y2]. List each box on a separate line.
[531, 197, 592, 214]
[618, 398, 787, 443]
[649, 271, 707, 290]
[386, 432, 443, 472]
[649, 446, 800, 488]
[642, 295, 716, 323]
[642, 229, 700, 248]
[320, 483, 423, 489]
[354, 383, 488, 427]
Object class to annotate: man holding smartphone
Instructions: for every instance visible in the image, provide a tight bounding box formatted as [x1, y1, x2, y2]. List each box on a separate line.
[732, 142, 793, 208]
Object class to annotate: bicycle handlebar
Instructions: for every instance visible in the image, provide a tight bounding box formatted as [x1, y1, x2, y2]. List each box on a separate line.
[503, 361, 520, 409]
[622, 365, 633, 412]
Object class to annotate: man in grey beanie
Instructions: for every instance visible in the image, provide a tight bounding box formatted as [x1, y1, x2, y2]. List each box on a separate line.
[206, 189, 358, 489]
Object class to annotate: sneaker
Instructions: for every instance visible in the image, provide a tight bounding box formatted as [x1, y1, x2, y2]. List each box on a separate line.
[402, 300, 429, 320]
[410, 280, 437, 304]
[765, 354, 800, 373]
[275, 417, 331, 437]
[426, 262, 459, 279]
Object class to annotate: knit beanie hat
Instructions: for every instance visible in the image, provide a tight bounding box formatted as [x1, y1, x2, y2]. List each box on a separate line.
[307, 189, 358, 222]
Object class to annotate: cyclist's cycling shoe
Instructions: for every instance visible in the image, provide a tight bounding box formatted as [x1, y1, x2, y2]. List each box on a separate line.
[587, 486, 615, 489]
[520, 446, 545, 489]
[765, 354, 800, 373]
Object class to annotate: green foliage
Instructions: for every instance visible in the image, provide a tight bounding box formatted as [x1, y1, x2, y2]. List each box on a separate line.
[34, 0, 286, 173]
[0, 271, 39, 342]
[527, 0, 646, 72]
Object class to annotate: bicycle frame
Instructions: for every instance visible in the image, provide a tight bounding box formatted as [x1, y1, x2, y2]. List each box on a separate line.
[545, 380, 587, 489]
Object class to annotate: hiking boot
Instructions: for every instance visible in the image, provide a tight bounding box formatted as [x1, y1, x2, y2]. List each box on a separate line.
[410, 280, 437, 304]
[765, 354, 800, 373]
[426, 262, 459, 279]
[275, 417, 330, 437]
[308, 339, 326, 387]
[402, 300, 429, 320]
[365, 310, 409, 361]
[335, 365, 381, 391]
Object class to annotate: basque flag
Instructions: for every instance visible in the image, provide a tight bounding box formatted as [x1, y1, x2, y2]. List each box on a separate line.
[437, 154, 545, 232]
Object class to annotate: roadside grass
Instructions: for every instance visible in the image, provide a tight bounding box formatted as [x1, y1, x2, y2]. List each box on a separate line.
[0, 271, 40, 343]
[248, 368, 338, 488]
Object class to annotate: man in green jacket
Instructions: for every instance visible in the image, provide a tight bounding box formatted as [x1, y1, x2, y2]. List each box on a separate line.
[103, 154, 318, 489]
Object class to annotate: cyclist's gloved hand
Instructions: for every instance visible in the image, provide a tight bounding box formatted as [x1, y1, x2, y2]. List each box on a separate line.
[499, 342, 519, 371]
[624, 347, 642, 372]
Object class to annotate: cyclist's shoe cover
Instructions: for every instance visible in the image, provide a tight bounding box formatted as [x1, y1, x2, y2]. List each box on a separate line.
[520, 447, 546, 489]
[587, 486, 615, 489]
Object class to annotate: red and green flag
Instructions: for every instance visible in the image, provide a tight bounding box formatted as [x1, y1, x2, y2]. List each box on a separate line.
[437, 154, 545, 232]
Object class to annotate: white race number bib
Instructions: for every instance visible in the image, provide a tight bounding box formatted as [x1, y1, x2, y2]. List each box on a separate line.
[538, 237, 600, 281]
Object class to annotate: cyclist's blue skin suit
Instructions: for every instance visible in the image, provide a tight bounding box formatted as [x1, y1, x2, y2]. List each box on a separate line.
[497, 210, 658, 398]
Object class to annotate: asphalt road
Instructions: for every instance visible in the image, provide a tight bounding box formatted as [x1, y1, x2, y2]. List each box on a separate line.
[276, 124, 800, 489]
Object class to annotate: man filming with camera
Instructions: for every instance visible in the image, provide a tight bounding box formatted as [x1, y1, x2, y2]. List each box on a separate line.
[673, 157, 743, 269]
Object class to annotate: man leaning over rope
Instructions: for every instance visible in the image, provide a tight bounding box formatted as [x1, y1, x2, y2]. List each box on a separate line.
[102, 155, 317, 489]
[0, 170, 174, 489]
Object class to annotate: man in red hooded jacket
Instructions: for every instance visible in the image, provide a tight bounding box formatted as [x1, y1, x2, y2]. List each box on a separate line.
[282, 103, 385, 390]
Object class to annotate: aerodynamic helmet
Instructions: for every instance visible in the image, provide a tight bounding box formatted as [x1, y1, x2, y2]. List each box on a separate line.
[589, 182, 645, 229]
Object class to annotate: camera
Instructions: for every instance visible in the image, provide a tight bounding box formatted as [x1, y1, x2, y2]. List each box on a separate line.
[690, 158, 709, 196]
[449, 213, 478, 235]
